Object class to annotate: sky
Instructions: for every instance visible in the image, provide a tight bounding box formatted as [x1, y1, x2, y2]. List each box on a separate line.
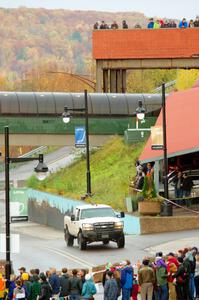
[0, 0, 198, 19]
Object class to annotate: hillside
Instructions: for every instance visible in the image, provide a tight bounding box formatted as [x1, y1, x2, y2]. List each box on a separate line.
[0, 8, 147, 82]
[27, 137, 144, 210]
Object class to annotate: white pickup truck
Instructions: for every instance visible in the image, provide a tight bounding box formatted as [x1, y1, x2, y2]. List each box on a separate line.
[64, 204, 125, 250]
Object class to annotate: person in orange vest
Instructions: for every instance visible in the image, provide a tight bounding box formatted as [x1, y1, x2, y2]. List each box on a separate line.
[0, 273, 6, 300]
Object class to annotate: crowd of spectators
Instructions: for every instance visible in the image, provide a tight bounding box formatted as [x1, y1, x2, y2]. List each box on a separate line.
[93, 16, 199, 30]
[0, 246, 198, 300]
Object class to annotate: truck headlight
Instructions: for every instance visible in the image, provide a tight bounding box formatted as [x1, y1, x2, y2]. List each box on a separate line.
[114, 221, 124, 229]
[82, 224, 94, 231]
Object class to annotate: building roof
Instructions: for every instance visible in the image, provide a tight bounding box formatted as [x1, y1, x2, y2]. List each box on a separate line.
[139, 87, 199, 163]
[93, 28, 199, 60]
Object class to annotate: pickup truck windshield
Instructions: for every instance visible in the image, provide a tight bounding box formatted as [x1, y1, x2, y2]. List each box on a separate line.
[81, 208, 115, 219]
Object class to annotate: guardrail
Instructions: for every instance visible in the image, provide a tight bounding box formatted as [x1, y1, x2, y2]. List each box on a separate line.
[19, 146, 47, 158]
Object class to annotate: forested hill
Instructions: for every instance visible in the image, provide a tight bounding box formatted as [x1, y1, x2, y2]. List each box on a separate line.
[0, 7, 147, 79]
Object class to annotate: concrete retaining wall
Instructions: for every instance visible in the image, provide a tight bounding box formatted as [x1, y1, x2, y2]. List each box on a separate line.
[140, 215, 199, 234]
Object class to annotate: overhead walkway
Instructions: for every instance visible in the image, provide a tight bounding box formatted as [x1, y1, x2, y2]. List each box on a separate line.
[0, 92, 162, 146]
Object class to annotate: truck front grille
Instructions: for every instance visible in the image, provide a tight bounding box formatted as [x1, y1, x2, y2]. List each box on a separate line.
[93, 222, 114, 236]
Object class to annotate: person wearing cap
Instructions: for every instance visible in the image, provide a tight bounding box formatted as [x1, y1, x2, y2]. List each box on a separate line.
[38, 273, 52, 300]
[167, 253, 179, 300]
[120, 260, 133, 300]
[138, 259, 155, 300]
[81, 274, 96, 299]
[17, 267, 26, 280]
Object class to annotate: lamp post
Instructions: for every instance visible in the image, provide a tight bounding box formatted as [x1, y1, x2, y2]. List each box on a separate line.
[4, 126, 48, 280]
[62, 90, 91, 196]
[162, 83, 169, 199]
[135, 100, 146, 129]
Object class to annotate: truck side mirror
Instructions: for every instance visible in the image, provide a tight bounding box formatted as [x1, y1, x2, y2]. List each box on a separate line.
[120, 211, 125, 218]
[71, 214, 75, 221]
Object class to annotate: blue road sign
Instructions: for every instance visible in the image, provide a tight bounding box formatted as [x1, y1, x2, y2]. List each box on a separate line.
[75, 126, 86, 147]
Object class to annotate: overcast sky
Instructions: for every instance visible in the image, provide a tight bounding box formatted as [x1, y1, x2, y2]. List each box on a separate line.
[0, 0, 198, 19]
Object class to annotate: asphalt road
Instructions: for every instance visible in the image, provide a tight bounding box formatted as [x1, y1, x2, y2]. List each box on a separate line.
[0, 146, 75, 181]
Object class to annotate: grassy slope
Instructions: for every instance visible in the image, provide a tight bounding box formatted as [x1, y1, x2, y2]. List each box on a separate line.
[27, 136, 144, 210]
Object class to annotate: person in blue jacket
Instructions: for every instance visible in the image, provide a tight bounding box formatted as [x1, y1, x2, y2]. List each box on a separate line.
[120, 260, 133, 300]
[147, 18, 154, 28]
[81, 274, 96, 299]
[179, 18, 188, 28]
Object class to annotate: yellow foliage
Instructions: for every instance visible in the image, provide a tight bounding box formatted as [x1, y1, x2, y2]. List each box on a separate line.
[175, 69, 199, 91]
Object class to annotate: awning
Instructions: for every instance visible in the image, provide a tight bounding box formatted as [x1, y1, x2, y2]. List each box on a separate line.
[139, 87, 199, 163]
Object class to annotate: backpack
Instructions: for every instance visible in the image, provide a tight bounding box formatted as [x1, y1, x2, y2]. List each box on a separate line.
[14, 287, 26, 299]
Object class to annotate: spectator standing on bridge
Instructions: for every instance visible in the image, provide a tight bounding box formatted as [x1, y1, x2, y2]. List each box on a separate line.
[189, 19, 194, 28]
[59, 268, 70, 299]
[120, 260, 133, 300]
[153, 20, 160, 29]
[147, 18, 154, 28]
[122, 20, 128, 29]
[81, 274, 96, 299]
[138, 259, 155, 300]
[93, 22, 99, 30]
[100, 21, 108, 29]
[68, 269, 82, 300]
[48, 268, 60, 299]
[104, 271, 118, 300]
[111, 21, 119, 29]
[179, 18, 188, 28]
[169, 20, 177, 28]
[194, 16, 199, 27]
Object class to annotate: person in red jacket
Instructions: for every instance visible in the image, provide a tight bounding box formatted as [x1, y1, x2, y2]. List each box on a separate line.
[167, 253, 179, 300]
[132, 274, 139, 300]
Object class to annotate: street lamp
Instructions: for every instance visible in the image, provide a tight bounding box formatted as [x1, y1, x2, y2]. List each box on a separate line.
[162, 83, 169, 199]
[62, 89, 91, 196]
[135, 100, 146, 130]
[135, 100, 146, 121]
[4, 126, 48, 280]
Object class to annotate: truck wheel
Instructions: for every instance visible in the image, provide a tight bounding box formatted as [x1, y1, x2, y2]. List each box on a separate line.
[78, 232, 87, 250]
[64, 226, 74, 247]
[117, 234, 125, 248]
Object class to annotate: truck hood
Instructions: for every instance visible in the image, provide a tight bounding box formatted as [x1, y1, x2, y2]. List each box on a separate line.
[79, 217, 121, 224]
